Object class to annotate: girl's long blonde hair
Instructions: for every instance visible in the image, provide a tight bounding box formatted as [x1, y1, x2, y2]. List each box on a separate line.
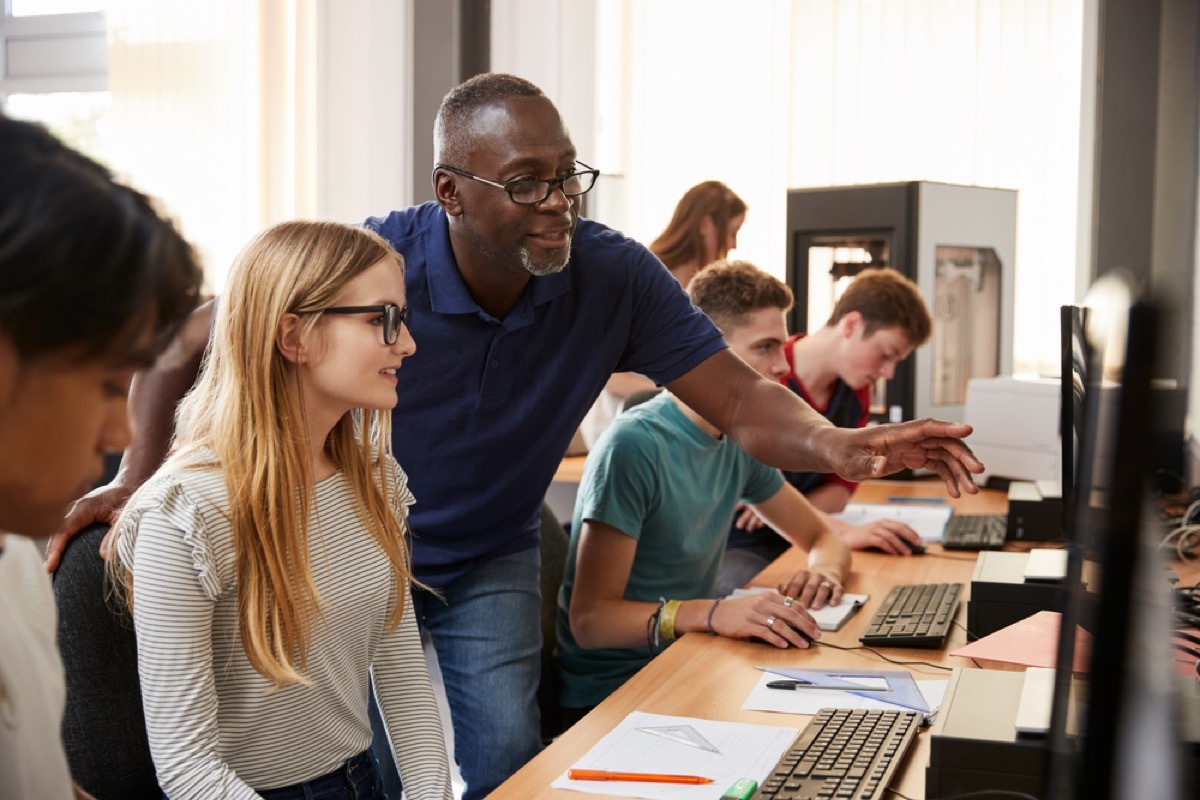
[113, 220, 413, 686]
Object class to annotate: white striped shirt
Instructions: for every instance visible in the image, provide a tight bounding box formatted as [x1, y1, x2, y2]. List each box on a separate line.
[117, 464, 451, 800]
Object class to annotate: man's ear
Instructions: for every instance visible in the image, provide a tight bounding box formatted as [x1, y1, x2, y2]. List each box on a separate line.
[433, 169, 463, 217]
[276, 313, 307, 364]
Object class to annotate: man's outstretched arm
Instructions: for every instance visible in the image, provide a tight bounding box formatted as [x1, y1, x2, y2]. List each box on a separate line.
[666, 349, 984, 497]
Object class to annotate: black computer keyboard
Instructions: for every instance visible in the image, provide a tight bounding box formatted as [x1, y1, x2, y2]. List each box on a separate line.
[859, 582, 962, 648]
[751, 708, 922, 800]
[941, 513, 1007, 550]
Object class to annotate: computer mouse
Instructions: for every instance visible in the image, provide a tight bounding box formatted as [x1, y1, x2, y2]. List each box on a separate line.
[751, 621, 815, 647]
[865, 542, 925, 555]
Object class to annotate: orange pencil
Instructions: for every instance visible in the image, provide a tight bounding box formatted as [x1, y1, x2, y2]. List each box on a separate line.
[567, 768, 714, 784]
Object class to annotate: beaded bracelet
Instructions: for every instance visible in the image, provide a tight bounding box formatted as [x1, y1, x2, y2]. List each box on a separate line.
[659, 599, 682, 642]
[706, 598, 721, 635]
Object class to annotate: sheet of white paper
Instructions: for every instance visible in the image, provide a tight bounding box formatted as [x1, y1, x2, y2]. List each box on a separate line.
[552, 711, 798, 800]
[728, 587, 870, 631]
[741, 670, 948, 717]
[833, 502, 953, 543]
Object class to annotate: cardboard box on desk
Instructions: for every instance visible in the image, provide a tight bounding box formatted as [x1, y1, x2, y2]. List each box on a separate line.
[967, 552, 1061, 640]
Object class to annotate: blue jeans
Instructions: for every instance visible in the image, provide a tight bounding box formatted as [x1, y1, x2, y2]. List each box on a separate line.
[256, 750, 384, 800]
[412, 546, 543, 800]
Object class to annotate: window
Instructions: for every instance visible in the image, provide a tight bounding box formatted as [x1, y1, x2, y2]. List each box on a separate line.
[11, 1, 104, 14]
[1, 1, 108, 160]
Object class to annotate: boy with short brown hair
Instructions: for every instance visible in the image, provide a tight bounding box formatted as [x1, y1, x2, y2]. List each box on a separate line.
[715, 267, 934, 596]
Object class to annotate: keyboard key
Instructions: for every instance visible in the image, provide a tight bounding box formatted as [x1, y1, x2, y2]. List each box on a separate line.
[942, 513, 1007, 550]
[750, 708, 921, 800]
[859, 583, 962, 648]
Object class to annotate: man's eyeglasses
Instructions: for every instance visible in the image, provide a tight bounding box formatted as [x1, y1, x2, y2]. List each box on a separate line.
[434, 161, 599, 205]
[312, 303, 410, 346]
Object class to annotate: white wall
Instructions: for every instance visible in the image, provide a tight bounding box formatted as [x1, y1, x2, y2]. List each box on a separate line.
[315, 0, 413, 223]
[105, 0, 415, 292]
[488, 0, 1087, 377]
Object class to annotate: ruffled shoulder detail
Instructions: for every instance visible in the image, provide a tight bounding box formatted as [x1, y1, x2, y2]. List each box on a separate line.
[388, 461, 416, 516]
[116, 468, 231, 601]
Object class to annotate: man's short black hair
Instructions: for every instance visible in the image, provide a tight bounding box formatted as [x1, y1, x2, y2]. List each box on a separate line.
[434, 72, 546, 167]
[0, 115, 203, 365]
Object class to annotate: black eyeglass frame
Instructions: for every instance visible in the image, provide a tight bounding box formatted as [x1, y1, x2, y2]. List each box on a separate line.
[311, 303, 410, 346]
[433, 160, 599, 205]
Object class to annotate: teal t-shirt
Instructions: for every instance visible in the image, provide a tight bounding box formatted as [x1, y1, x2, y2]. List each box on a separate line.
[555, 392, 785, 709]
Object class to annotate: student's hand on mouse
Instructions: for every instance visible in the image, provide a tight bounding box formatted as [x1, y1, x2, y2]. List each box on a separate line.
[733, 503, 767, 531]
[840, 519, 925, 555]
[778, 570, 844, 610]
[714, 591, 818, 649]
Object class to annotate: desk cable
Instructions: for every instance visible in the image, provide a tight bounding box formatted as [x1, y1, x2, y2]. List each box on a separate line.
[810, 639, 954, 674]
[1170, 627, 1200, 680]
[1159, 497, 1200, 565]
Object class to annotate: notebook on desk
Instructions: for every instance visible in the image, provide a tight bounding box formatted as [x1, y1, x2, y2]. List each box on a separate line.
[730, 587, 869, 631]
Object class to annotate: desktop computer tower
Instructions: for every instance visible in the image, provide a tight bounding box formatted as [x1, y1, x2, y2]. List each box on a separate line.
[785, 181, 1016, 424]
[925, 669, 1048, 797]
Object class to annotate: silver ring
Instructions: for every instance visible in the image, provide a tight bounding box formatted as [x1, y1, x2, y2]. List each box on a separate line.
[765, 616, 776, 629]
[819, 581, 832, 590]
[783, 596, 795, 608]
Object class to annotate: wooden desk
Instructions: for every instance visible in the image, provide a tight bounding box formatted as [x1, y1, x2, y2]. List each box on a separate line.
[554, 454, 588, 484]
[547, 455, 589, 522]
[489, 481, 1008, 799]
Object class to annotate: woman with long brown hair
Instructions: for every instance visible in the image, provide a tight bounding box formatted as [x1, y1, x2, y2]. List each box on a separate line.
[648, 179, 747, 287]
[581, 181, 748, 447]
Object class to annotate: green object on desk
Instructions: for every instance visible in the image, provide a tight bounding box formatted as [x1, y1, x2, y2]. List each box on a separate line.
[720, 778, 759, 800]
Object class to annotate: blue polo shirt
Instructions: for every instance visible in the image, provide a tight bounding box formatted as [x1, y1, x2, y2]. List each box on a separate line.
[365, 203, 726, 587]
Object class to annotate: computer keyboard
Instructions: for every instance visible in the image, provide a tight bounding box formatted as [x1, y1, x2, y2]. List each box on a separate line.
[859, 582, 962, 648]
[941, 513, 1007, 550]
[751, 707, 922, 800]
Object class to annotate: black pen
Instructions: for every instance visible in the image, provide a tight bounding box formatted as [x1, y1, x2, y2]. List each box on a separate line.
[766, 679, 888, 692]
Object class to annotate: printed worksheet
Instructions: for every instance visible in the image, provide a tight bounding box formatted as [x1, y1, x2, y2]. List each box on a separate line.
[552, 711, 797, 800]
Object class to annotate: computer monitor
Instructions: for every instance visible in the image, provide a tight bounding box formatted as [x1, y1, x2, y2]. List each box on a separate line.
[1043, 273, 1187, 799]
[1058, 304, 1088, 541]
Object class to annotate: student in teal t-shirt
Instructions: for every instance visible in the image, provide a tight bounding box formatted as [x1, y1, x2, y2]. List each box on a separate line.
[555, 261, 852, 722]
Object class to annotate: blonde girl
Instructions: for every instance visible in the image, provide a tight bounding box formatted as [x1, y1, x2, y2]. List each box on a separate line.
[110, 221, 451, 800]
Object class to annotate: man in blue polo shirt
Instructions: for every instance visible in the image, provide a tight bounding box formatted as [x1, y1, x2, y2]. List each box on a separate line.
[47, 73, 984, 800]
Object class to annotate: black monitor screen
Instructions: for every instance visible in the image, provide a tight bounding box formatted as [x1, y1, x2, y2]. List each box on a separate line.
[1044, 274, 1186, 799]
[1059, 304, 1088, 541]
